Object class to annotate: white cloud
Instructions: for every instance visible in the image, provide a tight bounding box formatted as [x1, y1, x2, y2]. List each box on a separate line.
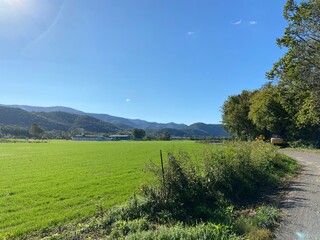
[249, 20, 257, 25]
[231, 20, 242, 25]
[186, 31, 195, 35]
[126, 98, 130, 102]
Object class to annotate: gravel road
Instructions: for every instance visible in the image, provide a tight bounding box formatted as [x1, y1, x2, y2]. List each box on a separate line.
[275, 151, 320, 240]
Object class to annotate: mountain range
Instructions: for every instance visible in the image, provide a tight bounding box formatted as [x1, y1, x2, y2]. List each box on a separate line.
[1, 105, 229, 137]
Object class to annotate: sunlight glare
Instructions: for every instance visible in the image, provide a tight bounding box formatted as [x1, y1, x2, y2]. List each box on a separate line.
[2, 0, 26, 9]
[0, 0, 36, 16]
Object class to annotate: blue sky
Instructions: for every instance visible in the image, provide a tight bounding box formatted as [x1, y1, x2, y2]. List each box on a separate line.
[0, 0, 287, 125]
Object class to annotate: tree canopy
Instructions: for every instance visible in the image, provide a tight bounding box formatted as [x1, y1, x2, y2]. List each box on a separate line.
[29, 124, 44, 139]
[266, 0, 320, 126]
[222, 0, 320, 146]
[222, 90, 258, 140]
[160, 130, 171, 141]
[249, 84, 291, 137]
[132, 128, 146, 140]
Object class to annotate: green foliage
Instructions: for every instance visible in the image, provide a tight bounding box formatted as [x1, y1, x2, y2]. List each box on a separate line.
[222, 90, 258, 140]
[224, 1, 320, 146]
[147, 124, 229, 138]
[249, 83, 291, 136]
[222, 84, 320, 145]
[288, 139, 318, 149]
[0, 106, 229, 139]
[0, 106, 120, 137]
[249, 206, 280, 230]
[235, 206, 281, 240]
[266, 0, 320, 127]
[160, 130, 171, 140]
[124, 223, 242, 240]
[132, 128, 146, 140]
[29, 123, 45, 138]
[141, 150, 218, 222]
[0, 125, 30, 138]
[140, 142, 297, 221]
[44, 219, 241, 240]
[72, 115, 119, 134]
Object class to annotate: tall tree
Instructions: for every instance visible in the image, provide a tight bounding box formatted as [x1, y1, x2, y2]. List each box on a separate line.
[266, 0, 320, 126]
[132, 128, 146, 140]
[249, 83, 291, 138]
[161, 130, 171, 141]
[29, 124, 44, 139]
[222, 90, 258, 140]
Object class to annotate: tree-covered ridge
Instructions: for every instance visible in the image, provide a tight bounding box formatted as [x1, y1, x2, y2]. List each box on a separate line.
[148, 123, 229, 137]
[0, 106, 229, 138]
[7, 105, 188, 130]
[0, 106, 120, 134]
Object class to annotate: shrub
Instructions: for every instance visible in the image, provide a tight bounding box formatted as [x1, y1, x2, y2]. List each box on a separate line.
[288, 139, 319, 149]
[141, 142, 296, 223]
[125, 223, 243, 240]
[250, 206, 281, 230]
[234, 206, 281, 239]
[141, 151, 220, 222]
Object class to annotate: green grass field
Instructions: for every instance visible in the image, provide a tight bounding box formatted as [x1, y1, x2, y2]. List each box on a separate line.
[0, 140, 206, 237]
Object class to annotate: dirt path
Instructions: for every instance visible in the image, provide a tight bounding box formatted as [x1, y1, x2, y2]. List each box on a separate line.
[275, 151, 320, 240]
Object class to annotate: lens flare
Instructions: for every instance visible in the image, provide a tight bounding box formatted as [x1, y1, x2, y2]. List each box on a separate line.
[0, 0, 34, 16]
[0, 0, 64, 46]
[2, 0, 26, 9]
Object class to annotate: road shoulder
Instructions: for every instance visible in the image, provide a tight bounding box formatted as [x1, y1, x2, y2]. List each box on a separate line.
[275, 150, 320, 240]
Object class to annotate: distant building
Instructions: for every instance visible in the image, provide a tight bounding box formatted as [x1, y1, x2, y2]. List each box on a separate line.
[109, 135, 131, 141]
[71, 135, 110, 141]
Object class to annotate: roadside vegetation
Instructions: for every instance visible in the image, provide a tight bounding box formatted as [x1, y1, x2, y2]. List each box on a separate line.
[36, 141, 298, 240]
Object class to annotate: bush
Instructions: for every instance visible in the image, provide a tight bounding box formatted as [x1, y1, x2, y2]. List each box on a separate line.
[234, 206, 280, 240]
[288, 139, 319, 149]
[141, 151, 220, 222]
[125, 223, 243, 240]
[141, 142, 297, 222]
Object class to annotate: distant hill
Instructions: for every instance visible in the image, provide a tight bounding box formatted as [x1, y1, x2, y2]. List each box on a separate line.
[0, 106, 120, 133]
[184, 123, 229, 137]
[4, 104, 229, 137]
[7, 105, 187, 130]
[7, 105, 84, 115]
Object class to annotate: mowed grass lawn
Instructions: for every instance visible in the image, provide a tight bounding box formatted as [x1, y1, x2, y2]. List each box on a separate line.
[0, 140, 205, 237]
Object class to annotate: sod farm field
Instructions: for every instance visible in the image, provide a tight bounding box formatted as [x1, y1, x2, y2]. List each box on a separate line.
[0, 140, 206, 237]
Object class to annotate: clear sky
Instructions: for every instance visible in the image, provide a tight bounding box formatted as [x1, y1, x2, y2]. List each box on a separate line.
[0, 0, 287, 125]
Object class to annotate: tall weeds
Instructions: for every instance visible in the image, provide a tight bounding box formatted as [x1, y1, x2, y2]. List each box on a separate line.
[141, 141, 297, 222]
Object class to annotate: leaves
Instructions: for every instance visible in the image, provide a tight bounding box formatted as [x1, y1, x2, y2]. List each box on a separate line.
[267, 0, 320, 127]
[222, 90, 258, 140]
[249, 83, 291, 136]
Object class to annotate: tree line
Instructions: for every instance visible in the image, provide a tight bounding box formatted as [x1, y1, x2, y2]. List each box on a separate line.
[0, 124, 172, 141]
[222, 0, 320, 147]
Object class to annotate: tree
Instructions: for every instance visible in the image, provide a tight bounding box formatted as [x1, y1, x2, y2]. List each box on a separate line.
[249, 83, 292, 138]
[68, 126, 85, 136]
[29, 124, 44, 139]
[222, 90, 258, 140]
[161, 130, 171, 141]
[0, 126, 30, 138]
[132, 128, 146, 140]
[266, 0, 320, 126]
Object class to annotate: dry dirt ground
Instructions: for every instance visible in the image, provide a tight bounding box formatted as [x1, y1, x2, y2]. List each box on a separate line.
[275, 150, 320, 240]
